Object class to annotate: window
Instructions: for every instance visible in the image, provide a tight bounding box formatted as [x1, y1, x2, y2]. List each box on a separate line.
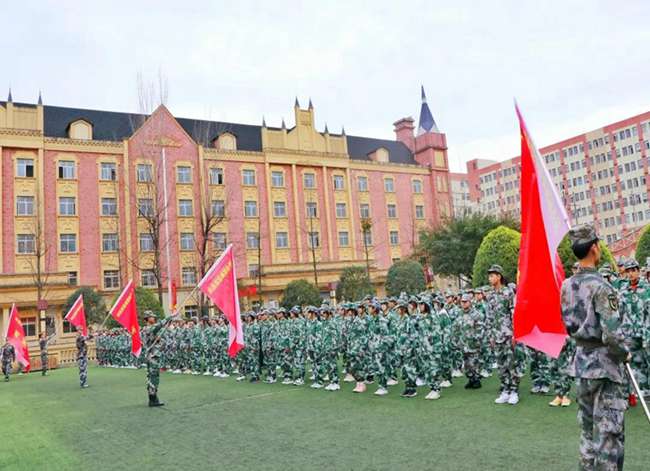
[308, 232, 320, 248]
[276, 231, 288, 248]
[178, 199, 193, 216]
[384, 178, 395, 192]
[306, 202, 317, 218]
[304, 172, 315, 188]
[182, 267, 196, 286]
[387, 204, 397, 218]
[22, 317, 36, 337]
[336, 203, 347, 218]
[248, 264, 260, 279]
[16, 196, 34, 216]
[338, 231, 349, 246]
[271, 171, 284, 187]
[141, 270, 157, 287]
[137, 163, 153, 182]
[139, 233, 154, 252]
[68, 271, 78, 286]
[390, 231, 399, 246]
[213, 232, 227, 250]
[100, 162, 116, 181]
[247, 232, 260, 249]
[357, 176, 368, 192]
[360, 203, 370, 218]
[176, 166, 191, 183]
[17, 234, 35, 254]
[185, 305, 198, 318]
[101, 197, 117, 216]
[333, 175, 345, 190]
[244, 201, 258, 217]
[58, 161, 76, 179]
[180, 233, 195, 251]
[209, 168, 224, 185]
[16, 158, 34, 178]
[102, 233, 118, 252]
[60, 234, 77, 253]
[242, 169, 256, 186]
[211, 200, 225, 218]
[59, 197, 76, 216]
[273, 201, 287, 218]
[415, 205, 425, 219]
[412, 180, 423, 193]
[104, 270, 120, 289]
[363, 229, 373, 246]
[138, 198, 154, 217]
[63, 319, 76, 334]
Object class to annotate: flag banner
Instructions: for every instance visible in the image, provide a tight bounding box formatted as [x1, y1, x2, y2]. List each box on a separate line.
[513, 105, 571, 358]
[170, 280, 178, 314]
[64, 294, 87, 336]
[5, 304, 30, 371]
[109, 280, 142, 357]
[198, 244, 244, 357]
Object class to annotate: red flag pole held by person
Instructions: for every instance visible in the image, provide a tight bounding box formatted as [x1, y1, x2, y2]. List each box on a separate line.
[108, 280, 142, 357]
[4, 304, 31, 372]
[513, 104, 571, 358]
[198, 244, 244, 357]
[64, 294, 88, 337]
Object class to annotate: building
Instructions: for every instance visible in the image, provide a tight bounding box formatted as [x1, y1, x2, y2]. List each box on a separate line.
[0, 88, 451, 367]
[460, 111, 650, 246]
[449, 172, 477, 218]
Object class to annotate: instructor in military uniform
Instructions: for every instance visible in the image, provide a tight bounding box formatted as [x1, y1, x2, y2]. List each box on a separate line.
[143, 311, 177, 407]
[561, 224, 630, 470]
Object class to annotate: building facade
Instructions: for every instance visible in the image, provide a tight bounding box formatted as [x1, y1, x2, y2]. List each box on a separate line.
[449, 172, 477, 218]
[0, 90, 451, 366]
[461, 111, 650, 246]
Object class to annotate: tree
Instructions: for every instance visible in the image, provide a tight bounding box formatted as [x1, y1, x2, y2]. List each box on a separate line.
[635, 224, 650, 266]
[385, 260, 426, 297]
[471, 225, 521, 287]
[62, 287, 107, 325]
[108, 287, 164, 327]
[280, 279, 322, 310]
[417, 213, 520, 286]
[558, 235, 616, 276]
[336, 266, 375, 302]
[360, 217, 373, 278]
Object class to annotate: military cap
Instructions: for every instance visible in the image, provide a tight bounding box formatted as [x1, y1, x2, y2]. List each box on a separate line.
[487, 264, 504, 276]
[616, 256, 627, 267]
[380, 298, 389, 305]
[143, 310, 157, 320]
[624, 259, 640, 270]
[598, 266, 612, 276]
[601, 263, 612, 271]
[568, 224, 599, 246]
[460, 293, 473, 302]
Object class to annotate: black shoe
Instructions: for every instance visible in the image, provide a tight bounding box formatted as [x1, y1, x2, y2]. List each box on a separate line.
[250, 377, 259, 383]
[464, 380, 473, 389]
[149, 394, 164, 407]
[400, 388, 417, 398]
[471, 380, 482, 389]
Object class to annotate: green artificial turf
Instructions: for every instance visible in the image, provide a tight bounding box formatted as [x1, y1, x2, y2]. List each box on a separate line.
[1, 366, 649, 470]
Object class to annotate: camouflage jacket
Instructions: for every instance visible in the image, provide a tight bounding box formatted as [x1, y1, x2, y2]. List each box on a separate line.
[457, 307, 484, 353]
[486, 286, 515, 344]
[619, 279, 650, 342]
[1, 343, 16, 363]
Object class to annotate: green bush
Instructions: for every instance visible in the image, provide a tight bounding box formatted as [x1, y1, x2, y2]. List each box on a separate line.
[62, 287, 107, 325]
[472, 226, 521, 287]
[385, 260, 426, 297]
[280, 279, 322, 310]
[336, 266, 375, 302]
[558, 235, 616, 276]
[107, 287, 164, 327]
[635, 224, 650, 266]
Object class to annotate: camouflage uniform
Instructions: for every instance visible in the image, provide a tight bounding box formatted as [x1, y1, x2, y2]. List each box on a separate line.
[290, 313, 307, 383]
[143, 312, 175, 406]
[418, 304, 444, 393]
[458, 300, 484, 385]
[76, 333, 93, 388]
[400, 308, 420, 392]
[561, 225, 629, 471]
[2, 342, 16, 381]
[347, 312, 369, 382]
[550, 337, 576, 397]
[529, 349, 552, 393]
[39, 333, 56, 376]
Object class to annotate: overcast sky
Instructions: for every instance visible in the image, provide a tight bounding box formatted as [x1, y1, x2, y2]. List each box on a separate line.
[3, 1, 650, 171]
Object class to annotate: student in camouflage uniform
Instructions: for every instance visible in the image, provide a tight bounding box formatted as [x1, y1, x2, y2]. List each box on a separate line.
[288, 307, 307, 385]
[322, 307, 341, 391]
[349, 304, 370, 393]
[39, 331, 56, 376]
[143, 311, 177, 407]
[548, 337, 576, 407]
[561, 224, 629, 470]
[529, 349, 552, 394]
[76, 327, 93, 388]
[2, 338, 16, 382]
[400, 300, 420, 398]
[418, 298, 444, 400]
[458, 293, 484, 390]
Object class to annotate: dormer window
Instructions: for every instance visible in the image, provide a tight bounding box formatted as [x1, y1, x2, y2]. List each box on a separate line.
[368, 147, 389, 163]
[214, 132, 237, 151]
[68, 119, 93, 140]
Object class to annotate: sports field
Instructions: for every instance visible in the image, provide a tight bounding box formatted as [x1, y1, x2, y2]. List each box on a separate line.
[2, 367, 649, 471]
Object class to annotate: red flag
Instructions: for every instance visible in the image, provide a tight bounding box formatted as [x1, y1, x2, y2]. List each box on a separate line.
[5, 304, 30, 372]
[513, 105, 570, 358]
[109, 280, 142, 357]
[198, 244, 244, 357]
[64, 294, 87, 336]
[170, 280, 178, 313]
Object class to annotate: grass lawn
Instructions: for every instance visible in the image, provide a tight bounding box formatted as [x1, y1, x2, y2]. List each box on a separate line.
[1, 366, 649, 471]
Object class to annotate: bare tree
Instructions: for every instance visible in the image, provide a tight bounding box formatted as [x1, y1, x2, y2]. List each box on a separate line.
[23, 198, 52, 332]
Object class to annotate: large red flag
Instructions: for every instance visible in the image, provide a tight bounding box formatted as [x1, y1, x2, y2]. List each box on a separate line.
[4, 304, 30, 372]
[64, 294, 87, 336]
[513, 105, 571, 358]
[109, 280, 142, 357]
[198, 244, 244, 357]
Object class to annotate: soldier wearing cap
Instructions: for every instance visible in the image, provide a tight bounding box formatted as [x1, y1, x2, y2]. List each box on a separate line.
[143, 310, 177, 407]
[561, 224, 629, 470]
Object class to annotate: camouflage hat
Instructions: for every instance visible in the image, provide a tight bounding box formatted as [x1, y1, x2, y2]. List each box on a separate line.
[625, 259, 640, 270]
[487, 264, 504, 276]
[143, 310, 157, 320]
[460, 293, 473, 302]
[567, 224, 599, 246]
[616, 256, 627, 267]
[598, 266, 612, 276]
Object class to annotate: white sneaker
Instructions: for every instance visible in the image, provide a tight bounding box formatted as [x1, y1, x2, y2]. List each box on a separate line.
[425, 390, 441, 400]
[310, 382, 323, 389]
[452, 370, 463, 378]
[282, 378, 293, 385]
[480, 371, 491, 378]
[293, 378, 305, 386]
[192, 371, 200, 376]
[309, 374, 316, 380]
[213, 372, 222, 377]
[236, 375, 246, 382]
[221, 373, 230, 378]
[387, 378, 399, 386]
[440, 380, 452, 388]
[495, 391, 510, 404]
[374, 387, 389, 396]
[530, 385, 541, 394]
[232, 369, 240, 374]
[343, 373, 355, 383]
[416, 377, 425, 387]
[539, 386, 550, 394]
[203, 371, 212, 376]
[329, 383, 340, 391]
[508, 392, 520, 405]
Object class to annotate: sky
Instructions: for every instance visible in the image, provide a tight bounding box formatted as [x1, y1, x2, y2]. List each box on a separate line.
[3, 1, 650, 172]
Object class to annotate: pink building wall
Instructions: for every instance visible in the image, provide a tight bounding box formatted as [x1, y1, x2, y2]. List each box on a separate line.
[2, 149, 15, 273]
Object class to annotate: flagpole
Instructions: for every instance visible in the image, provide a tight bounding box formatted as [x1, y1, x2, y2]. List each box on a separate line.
[161, 147, 173, 317]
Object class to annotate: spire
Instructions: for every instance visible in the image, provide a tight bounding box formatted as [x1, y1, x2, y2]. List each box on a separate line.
[341, 126, 346, 136]
[37, 90, 42, 105]
[294, 97, 300, 108]
[7, 87, 12, 102]
[281, 118, 286, 130]
[417, 85, 439, 135]
[324, 123, 329, 134]
[308, 98, 313, 110]
[262, 116, 266, 128]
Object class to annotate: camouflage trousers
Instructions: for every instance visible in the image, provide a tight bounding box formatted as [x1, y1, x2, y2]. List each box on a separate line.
[464, 351, 481, 382]
[628, 338, 649, 391]
[292, 348, 306, 380]
[402, 350, 419, 388]
[280, 349, 293, 379]
[576, 378, 626, 471]
[529, 349, 552, 389]
[78, 355, 88, 387]
[262, 350, 277, 379]
[2, 360, 11, 380]
[480, 341, 495, 373]
[147, 361, 160, 395]
[318, 351, 339, 384]
[418, 351, 441, 391]
[372, 349, 390, 388]
[349, 350, 369, 382]
[41, 353, 48, 375]
[191, 348, 204, 372]
[495, 341, 526, 393]
[550, 343, 574, 397]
